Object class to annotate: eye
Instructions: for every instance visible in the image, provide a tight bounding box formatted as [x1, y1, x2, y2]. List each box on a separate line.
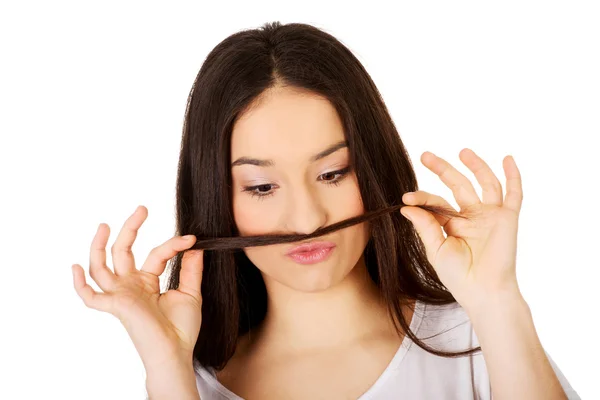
[317, 166, 351, 186]
[242, 183, 276, 200]
[242, 166, 351, 200]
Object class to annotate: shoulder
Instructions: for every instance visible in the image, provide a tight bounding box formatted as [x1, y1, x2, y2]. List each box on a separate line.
[407, 300, 580, 399]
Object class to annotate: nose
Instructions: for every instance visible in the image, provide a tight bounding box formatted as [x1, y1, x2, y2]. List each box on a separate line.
[284, 185, 328, 235]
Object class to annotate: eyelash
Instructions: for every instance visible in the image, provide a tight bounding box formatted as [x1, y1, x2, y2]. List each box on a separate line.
[242, 166, 351, 200]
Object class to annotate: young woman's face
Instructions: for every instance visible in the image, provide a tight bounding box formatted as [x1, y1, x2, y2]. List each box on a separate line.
[230, 86, 370, 293]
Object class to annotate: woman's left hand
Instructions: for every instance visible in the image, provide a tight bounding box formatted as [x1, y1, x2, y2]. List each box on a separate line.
[400, 148, 523, 310]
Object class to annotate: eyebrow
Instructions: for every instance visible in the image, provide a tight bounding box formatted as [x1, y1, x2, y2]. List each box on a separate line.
[231, 140, 348, 168]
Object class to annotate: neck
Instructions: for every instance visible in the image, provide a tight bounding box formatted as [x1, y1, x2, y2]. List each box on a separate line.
[253, 257, 401, 352]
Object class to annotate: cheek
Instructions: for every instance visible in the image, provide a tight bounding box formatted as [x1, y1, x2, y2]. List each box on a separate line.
[340, 176, 369, 242]
[327, 175, 370, 267]
[232, 194, 283, 269]
[232, 197, 278, 236]
[336, 173, 365, 217]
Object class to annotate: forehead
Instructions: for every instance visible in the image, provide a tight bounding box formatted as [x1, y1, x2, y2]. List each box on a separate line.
[230, 87, 346, 163]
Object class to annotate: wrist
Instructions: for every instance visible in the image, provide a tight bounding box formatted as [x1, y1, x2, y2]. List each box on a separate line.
[143, 349, 194, 373]
[145, 357, 199, 400]
[465, 288, 530, 327]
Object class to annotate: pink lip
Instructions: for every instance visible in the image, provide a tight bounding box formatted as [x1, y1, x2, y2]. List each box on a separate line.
[286, 241, 336, 255]
[286, 241, 336, 265]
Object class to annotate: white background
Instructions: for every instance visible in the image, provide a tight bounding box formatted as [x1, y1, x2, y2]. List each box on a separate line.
[0, 1, 597, 399]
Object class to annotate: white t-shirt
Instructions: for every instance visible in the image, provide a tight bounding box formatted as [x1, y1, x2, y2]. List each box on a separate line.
[191, 300, 580, 399]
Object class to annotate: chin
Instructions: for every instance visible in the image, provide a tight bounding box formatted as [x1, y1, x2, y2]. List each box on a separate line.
[291, 276, 338, 293]
[281, 262, 353, 293]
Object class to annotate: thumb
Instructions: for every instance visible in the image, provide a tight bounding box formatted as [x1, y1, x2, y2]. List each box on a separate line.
[178, 249, 204, 301]
[401, 206, 445, 263]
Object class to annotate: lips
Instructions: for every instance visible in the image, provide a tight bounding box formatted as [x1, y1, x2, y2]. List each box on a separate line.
[286, 241, 336, 255]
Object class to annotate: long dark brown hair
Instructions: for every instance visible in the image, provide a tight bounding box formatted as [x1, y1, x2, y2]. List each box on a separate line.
[166, 21, 482, 370]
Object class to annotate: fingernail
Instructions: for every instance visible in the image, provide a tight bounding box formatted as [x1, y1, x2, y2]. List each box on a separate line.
[182, 235, 195, 240]
[400, 209, 412, 221]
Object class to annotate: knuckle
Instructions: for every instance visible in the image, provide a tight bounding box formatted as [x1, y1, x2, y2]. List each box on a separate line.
[81, 294, 93, 308]
[111, 244, 132, 257]
[483, 180, 501, 191]
[148, 246, 162, 259]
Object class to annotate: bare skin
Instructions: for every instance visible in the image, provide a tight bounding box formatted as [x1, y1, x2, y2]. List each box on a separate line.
[72, 206, 205, 377]
[216, 290, 415, 399]
[74, 85, 417, 399]
[219, 85, 419, 399]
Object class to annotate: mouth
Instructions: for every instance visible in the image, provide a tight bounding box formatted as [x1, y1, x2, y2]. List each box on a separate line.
[286, 242, 336, 265]
[286, 240, 336, 254]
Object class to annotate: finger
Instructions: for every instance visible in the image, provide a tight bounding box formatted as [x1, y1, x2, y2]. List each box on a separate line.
[503, 155, 523, 212]
[421, 151, 481, 210]
[402, 190, 456, 227]
[89, 223, 117, 291]
[178, 247, 204, 301]
[111, 206, 148, 276]
[72, 264, 113, 313]
[458, 148, 503, 206]
[140, 235, 197, 277]
[400, 206, 446, 265]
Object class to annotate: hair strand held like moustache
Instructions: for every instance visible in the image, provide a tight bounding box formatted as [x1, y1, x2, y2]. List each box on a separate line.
[183, 202, 471, 253]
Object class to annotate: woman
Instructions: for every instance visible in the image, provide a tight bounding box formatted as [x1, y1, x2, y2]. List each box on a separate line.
[72, 21, 579, 399]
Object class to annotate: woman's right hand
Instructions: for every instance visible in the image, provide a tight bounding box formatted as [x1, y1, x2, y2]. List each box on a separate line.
[72, 205, 204, 371]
